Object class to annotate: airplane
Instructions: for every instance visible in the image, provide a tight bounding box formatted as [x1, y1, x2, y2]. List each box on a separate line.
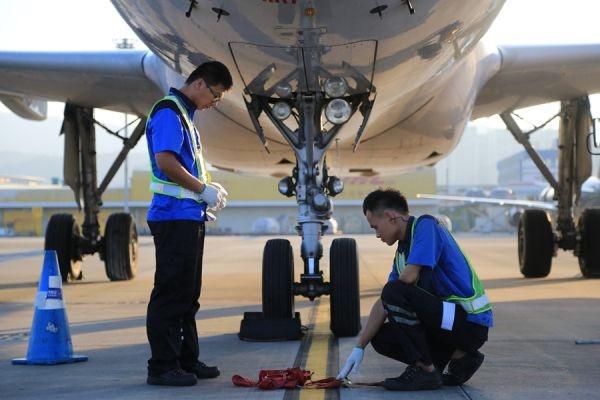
[419, 175, 600, 276]
[2, 0, 600, 337]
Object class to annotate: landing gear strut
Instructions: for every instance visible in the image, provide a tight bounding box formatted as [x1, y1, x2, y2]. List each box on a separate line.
[44, 104, 146, 282]
[231, 20, 377, 335]
[501, 96, 597, 278]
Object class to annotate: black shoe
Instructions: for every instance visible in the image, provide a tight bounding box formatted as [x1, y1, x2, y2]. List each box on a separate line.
[183, 361, 220, 379]
[383, 365, 442, 391]
[442, 351, 485, 386]
[147, 368, 197, 386]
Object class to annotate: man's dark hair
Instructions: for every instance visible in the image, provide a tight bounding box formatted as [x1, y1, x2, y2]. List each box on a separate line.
[362, 188, 409, 215]
[186, 61, 233, 90]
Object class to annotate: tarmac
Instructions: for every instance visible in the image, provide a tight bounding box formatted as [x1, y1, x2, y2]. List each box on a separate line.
[1, 233, 599, 399]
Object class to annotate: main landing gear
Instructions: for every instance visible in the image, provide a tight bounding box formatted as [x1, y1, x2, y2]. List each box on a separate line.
[502, 96, 600, 278]
[230, 24, 377, 335]
[44, 104, 145, 282]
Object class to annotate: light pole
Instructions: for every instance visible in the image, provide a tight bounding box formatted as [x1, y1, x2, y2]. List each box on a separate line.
[115, 38, 134, 213]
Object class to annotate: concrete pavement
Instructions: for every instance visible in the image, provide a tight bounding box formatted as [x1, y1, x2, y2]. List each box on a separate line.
[1, 234, 599, 399]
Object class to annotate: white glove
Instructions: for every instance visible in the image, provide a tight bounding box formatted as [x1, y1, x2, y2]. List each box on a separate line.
[199, 184, 222, 209]
[336, 346, 364, 380]
[210, 181, 229, 197]
[208, 182, 228, 210]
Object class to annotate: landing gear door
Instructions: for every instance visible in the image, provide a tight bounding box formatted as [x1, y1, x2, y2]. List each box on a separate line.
[228, 40, 377, 97]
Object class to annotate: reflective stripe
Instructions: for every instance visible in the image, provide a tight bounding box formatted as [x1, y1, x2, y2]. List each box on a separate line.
[34, 291, 47, 309]
[48, 276, 62, 289]
[394, 252, 406, 276]
[43, 299, 65, 310]
[409, 216, 492, 315]
[391, 315, 420, 326]
[383, 302, 417, 319]
[457, 294, 490, 314]
[149, 181, 203, 202]
[147, 95, 210, 202]
[441, 301, 455, 331]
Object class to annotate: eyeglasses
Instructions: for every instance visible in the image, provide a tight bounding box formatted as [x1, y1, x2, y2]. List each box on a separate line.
[206, 85, 222, 103]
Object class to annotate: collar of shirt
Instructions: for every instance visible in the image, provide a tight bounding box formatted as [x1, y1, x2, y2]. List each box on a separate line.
[169, 87, 196, 118]
[397, 216, 416, 251]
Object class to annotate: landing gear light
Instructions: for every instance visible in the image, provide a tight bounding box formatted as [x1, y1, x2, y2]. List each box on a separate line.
[328, 176, 344, 196]
[325, 99, 351, 124]
[273, 101, 291, 120]
[324, 76, 348, 98]
[278, 176, 295, 197]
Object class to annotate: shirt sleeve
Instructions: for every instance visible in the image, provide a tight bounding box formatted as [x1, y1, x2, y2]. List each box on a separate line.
[149, 109, 185, 155]
[406, 218, 441, 269]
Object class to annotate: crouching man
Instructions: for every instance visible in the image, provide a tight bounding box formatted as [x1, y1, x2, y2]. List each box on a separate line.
[337, 189, 493, 391]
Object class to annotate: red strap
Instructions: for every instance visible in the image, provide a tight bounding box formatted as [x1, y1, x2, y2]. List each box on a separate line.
[304, 377, 343, 389]
[232, 368, 339, 390]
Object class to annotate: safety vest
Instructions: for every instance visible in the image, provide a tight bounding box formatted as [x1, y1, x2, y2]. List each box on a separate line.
[393, 215, 492, 314]
[146, 95, 211, 202]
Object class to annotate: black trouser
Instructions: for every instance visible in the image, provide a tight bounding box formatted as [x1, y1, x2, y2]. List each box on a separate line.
[146, 220, 205, 375]
[372, 281, 489, 372]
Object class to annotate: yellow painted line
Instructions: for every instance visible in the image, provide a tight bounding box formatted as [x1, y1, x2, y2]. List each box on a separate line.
[299, 298, 331, 400]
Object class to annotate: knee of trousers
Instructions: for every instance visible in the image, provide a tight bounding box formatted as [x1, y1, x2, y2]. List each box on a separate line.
[381, 280, 412, 306]
[370, 331, 394, 357]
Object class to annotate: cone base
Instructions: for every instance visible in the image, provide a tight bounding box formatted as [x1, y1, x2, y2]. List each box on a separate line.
[11, 354, 88, 365]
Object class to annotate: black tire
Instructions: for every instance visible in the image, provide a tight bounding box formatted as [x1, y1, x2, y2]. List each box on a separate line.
[330, 238, 361, 337]
[262, 239, 294, 318]
[518, 209, 554, 278]
[577, 208, 600, 278]
[44, 214, 82, 282]
[104, 213, 138, 281]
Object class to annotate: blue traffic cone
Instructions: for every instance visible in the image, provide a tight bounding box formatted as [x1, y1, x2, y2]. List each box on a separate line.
[12, 250, 87, 365]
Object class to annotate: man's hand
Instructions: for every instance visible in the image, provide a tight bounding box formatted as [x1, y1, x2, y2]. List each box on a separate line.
[336, 347, 364, 380]
[199, 184, 222, 209]
[207, 182, 228, 210]
[210, 182, 228, 197]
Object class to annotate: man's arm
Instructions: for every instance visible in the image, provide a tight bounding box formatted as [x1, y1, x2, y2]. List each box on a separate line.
[155, 151, 206, 193]
[355, 264, 421, 349]
[398, 264, 422, 285]
[357, 298, 387, 348]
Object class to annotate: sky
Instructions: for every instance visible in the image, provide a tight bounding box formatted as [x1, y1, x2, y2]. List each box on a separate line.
[0, 0, 599, 169]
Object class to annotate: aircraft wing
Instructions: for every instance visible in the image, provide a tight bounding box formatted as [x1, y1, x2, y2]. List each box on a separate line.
[0, 50, 165, 118]
[417, 193, 556, 211]
[473, 44, 600, 118]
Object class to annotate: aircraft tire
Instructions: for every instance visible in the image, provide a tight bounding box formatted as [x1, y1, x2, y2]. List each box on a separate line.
[262, 239, 294, 318]
[44, 214, 83, 282]
[104, 213, 138, 281]
[577, 208, 600, 278]
[518, 209, 554, 278]
[330, 238, 361, 337]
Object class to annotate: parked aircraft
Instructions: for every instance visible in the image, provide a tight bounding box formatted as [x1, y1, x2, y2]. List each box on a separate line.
[2, 0, 600, 335]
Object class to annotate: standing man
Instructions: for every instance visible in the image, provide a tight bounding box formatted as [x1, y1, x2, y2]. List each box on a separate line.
[145, 61, 233, 386]
[337, 189, 493, 391]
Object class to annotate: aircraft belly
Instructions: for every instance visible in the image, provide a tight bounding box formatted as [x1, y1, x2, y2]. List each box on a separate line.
[111, 0, 504, 174]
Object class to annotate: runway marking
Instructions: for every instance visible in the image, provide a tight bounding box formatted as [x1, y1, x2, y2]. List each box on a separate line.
[285, 298, 339, 400]
[0, 250, 42, 264]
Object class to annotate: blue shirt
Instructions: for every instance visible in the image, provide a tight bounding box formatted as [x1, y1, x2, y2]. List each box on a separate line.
[388, 216, 493, 327]
[146, 88, 207, 222]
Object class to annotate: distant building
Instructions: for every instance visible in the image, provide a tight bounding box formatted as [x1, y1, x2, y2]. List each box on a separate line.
[497, 149, 557, 187]
[0, 169, 438, 236]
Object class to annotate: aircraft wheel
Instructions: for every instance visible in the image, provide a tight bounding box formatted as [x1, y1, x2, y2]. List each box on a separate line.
[330, 238, 361, 337]
[518, 209, 554, 278]
[577, 208, 600, 278]
[44, 214, 82, 282]
[262, 239, 294, 318]
[104, 213, 138, 281]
